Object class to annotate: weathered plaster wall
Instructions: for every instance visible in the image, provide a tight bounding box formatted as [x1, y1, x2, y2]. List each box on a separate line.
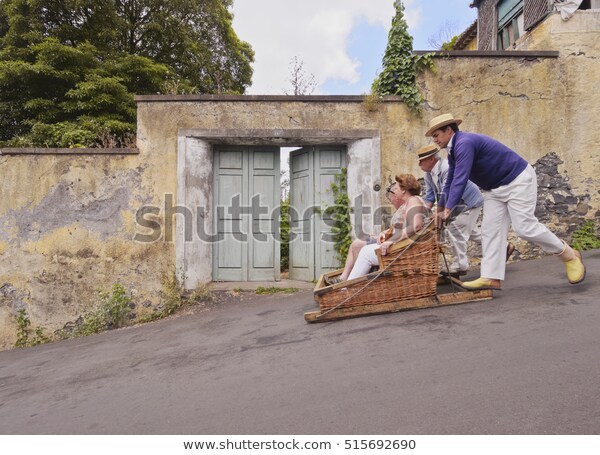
[0, 152, 174, 349]
[516, 11, 600, 208]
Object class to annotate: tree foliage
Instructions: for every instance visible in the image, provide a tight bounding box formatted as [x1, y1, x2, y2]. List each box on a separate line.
[441, 35, 459, 51]
[371, 0, 433, 113]
[0, 0, 254, 147]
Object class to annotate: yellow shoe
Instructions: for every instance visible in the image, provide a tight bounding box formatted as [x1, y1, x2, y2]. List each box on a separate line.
[461, 277, 502, 291]
[565, 250, 586, 284]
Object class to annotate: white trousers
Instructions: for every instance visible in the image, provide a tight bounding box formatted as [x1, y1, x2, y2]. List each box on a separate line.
[348, 243, 380, 280]
[446, 206, 482, 272]
[481, 164, 564, 280]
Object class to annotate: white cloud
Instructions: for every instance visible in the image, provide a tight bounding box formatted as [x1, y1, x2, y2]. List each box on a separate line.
[231, 0, 422, 94]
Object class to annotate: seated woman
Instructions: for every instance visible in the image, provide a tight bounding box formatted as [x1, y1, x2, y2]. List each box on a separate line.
[326, 175, 411, 285]
[345, 173, 428, 281]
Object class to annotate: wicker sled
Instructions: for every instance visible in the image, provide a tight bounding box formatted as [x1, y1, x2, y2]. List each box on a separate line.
[305, 223, 493, 323]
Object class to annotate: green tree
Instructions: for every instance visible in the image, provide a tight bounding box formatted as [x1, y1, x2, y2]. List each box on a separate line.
[0, 0, 254, 146]
[108, 0, 254, 93]
[0, 0, 254, 94]
[0, 2, 10, 39]
[372, 0, 433, 113]
[0, 36, 164, 146]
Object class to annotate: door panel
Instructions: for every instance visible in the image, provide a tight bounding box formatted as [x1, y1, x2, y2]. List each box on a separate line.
[248, 147, 280, 281]
[213, 146, 279, 281]
[213, 148, 247, 281]
[289, 146, 346, 281]
[217, 175, 243, 207]
[252, 176, 276, 207]
[289, 148, 314, 281]
[218, 150, 243, 169]
[218, 233, 244, 268]
[314, 147, 346, 279]
[319, 149, 343, 169]
[253, 150, 275, 169]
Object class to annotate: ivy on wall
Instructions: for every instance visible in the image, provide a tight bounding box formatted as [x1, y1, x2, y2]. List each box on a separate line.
[326, 168, 353, 265]
[280, 196, 291, 272]
[372, 0, 434, 113]
[572, 221, 600, 251]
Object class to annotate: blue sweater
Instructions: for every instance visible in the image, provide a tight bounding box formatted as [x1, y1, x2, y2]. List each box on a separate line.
[441, 131, 528, 210]
[423, 158, 484, 210]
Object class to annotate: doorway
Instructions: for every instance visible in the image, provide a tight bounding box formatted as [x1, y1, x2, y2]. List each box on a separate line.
[212, 144, 346, 282]
[177, 130, 381, 289]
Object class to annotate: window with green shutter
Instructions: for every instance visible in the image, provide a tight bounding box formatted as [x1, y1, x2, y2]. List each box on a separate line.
[497, 0, 524, 50]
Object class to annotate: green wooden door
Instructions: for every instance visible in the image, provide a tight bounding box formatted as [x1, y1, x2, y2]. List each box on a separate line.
[289, 146, 346, 281]
[314, 147, 347, 277]
[289, 147, 314, 281]
[248, 149, 280, 281]
[213, 146, 280, 281]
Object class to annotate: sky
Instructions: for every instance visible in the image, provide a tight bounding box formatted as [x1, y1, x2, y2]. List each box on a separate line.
[231, 0, 477, 95]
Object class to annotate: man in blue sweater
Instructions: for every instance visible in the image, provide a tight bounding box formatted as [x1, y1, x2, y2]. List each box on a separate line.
[425, 113, 585, 290]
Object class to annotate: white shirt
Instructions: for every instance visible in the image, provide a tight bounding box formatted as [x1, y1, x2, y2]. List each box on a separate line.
[447, 134, 456, 153]
[430, 159, 442, 194]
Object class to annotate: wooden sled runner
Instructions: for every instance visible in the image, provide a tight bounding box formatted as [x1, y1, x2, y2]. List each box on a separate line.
[305, 223, 493, 323]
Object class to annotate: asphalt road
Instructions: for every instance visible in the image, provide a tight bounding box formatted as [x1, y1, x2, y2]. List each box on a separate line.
[0, 251, 598, 435]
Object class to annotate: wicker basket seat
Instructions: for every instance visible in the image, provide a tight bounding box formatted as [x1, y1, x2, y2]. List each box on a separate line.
[313, 223, 439, 311]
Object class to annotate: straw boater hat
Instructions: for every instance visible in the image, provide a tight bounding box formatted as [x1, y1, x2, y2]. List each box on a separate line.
[425, 113, 462, 137]
[416, 144, 439, 161]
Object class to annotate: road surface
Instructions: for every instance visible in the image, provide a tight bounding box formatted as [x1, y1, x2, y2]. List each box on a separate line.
[0, 251, 598, 434]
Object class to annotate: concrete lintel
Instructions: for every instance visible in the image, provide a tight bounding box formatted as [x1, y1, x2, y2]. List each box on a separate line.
[179, 128, 380, 145]
[0, 148, 140, 155]
[413, 50, 560, 58]
[135, 94, 404, 103]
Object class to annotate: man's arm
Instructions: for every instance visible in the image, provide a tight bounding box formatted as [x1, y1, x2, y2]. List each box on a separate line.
[445, 141, 475, 210]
